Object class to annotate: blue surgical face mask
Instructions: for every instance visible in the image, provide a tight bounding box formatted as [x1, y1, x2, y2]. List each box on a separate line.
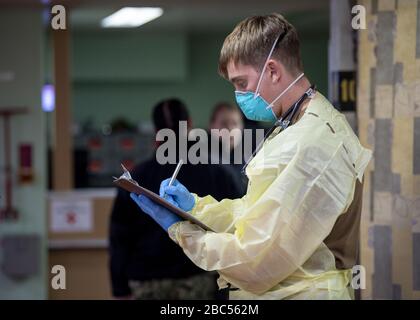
[235, 91, 277, 122]
[235, 34, 304, 122]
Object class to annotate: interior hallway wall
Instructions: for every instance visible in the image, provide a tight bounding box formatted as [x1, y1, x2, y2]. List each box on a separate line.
[0, 9, 47, 299]
[71, 30, 329, 129]
[43, 12, 330, 130]
[357, 0, 420, 299]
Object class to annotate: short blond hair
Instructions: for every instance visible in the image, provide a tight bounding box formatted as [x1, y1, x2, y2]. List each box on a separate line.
[218, 13, 303, 79]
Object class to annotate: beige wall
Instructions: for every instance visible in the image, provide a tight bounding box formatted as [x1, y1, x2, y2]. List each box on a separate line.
[357, 0, 420, 299]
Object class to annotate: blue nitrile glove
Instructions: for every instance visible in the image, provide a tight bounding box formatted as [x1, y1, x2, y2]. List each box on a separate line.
[159, 178, 195, 212]
[130, 193, 182, 232]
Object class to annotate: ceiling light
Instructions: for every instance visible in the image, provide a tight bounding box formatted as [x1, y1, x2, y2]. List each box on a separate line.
[101, 7, 163, 28]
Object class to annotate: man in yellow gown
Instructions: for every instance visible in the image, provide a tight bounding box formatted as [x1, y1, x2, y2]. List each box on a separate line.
[131, 13, 372, 300]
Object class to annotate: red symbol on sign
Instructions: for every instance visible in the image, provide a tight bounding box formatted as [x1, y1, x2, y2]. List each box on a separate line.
[66, 212, 77, 224]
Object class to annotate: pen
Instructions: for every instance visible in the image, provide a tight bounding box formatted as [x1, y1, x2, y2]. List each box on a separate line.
[164, 159, 184, 197]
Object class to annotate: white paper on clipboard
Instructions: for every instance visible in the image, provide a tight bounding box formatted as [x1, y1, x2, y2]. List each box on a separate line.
[113, 165, 213, 232]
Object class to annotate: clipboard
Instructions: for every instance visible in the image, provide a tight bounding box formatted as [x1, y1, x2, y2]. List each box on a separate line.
[113, 165, 213, 232]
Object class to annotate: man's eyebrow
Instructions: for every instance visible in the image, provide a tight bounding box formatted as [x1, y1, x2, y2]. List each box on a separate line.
[230, 76, 246, 83]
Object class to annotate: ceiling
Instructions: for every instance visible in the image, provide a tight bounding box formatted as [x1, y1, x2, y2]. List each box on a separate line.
[1, 0, 330, 32]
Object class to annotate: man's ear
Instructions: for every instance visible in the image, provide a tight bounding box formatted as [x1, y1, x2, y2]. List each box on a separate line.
[267, 59, 282, 84]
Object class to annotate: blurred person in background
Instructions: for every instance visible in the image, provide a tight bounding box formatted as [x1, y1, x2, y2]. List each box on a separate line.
[109, 98, 243, 300]
[208, 102, 247, 194]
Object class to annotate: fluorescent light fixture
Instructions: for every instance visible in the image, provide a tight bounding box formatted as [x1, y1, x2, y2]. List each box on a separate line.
[42, 84, 55, 112]
[101, 7, 163, 28]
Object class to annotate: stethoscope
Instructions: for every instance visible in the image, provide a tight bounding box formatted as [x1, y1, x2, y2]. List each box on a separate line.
[241, 85, 316, 174]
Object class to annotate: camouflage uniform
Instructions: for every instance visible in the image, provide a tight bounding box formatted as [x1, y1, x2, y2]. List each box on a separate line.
[129, 272, 220, 300]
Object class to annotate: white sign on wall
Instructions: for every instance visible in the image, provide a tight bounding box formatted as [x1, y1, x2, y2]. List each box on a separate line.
[50, 200, 93, 233]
